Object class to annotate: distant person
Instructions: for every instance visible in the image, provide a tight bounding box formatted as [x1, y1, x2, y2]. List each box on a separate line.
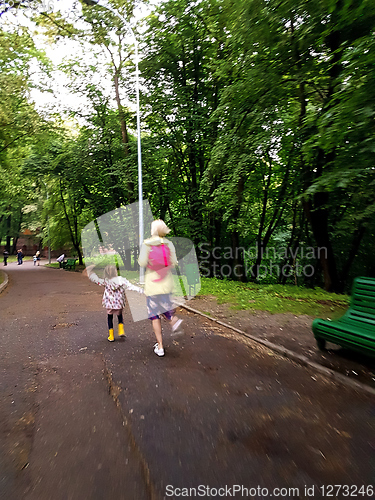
[36, 250, 41, 266]
[56, 254, 65, 269]
[3, 249, 9, 266]
[84, 264, 143, 342]
[17, 249, 23, 265]
[33, 254, 37, 266]
[138, 219, 183, 357]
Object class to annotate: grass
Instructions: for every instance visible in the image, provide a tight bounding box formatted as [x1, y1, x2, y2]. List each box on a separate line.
[5, 255, 19, 263]
[4, 256, 34, 264]
[44, 263, 140, 283]
[45, 262, 86, 272]
[197, 277, 350, 318]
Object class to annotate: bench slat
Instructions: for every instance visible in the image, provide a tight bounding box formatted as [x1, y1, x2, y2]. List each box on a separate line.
[312, 276, 375, 357]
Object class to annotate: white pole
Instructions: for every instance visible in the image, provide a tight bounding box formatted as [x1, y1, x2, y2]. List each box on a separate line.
[133, 39, 144, 282]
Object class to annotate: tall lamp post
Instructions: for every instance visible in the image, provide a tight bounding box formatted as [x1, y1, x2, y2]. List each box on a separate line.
[82, 0, 144, 279]
[42, 180, 51, 264]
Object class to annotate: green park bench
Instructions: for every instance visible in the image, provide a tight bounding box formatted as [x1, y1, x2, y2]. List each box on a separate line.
[312, 276, 375, 358]
[62, 258, 78, 270]
[184, 263, 200, 295]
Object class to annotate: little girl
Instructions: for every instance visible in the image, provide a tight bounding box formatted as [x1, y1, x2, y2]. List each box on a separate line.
[85, 264, 143, 342]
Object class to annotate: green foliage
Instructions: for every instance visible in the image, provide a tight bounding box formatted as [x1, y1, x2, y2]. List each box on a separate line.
[1, 0, 374, 295]
[197, 0, 375, 290]
[0, 22, 56, 251]
[140, 0, 227, 241]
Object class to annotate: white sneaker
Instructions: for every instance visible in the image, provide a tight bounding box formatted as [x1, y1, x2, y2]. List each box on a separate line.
[153, 343, 165, 357]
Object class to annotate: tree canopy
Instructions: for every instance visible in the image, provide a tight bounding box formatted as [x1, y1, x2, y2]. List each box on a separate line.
[0, 0, 374, 291]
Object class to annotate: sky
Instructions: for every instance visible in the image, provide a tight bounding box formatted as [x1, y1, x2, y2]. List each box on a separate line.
[1, 0, 155, 124]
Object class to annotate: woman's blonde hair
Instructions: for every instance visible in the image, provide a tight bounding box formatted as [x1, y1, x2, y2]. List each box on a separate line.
[151, 219, 171, 237]
[104, 264, 118, 280]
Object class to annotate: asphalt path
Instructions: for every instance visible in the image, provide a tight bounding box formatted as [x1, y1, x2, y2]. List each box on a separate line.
[0, 261, 374, 499]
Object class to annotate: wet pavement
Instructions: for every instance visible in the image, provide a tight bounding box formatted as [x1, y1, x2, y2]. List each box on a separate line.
[0, 261, 374, 499]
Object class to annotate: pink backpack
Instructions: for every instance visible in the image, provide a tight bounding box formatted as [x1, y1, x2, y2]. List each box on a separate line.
[147, 244, 171, 282]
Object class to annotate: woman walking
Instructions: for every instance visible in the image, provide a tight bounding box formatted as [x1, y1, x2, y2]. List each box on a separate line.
[138, 220, 183, 357]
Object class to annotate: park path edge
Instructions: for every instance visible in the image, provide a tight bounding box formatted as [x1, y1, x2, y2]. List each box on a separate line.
[0, 270, 9, 294]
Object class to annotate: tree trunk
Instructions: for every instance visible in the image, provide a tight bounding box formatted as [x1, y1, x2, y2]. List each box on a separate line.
[231, 230, 244, 281]
[226, 174, 245, 280]
[113, 72, 129, 155]
[339, 225, 366, 292]
[59, 182, 83, 265]
[301, 6, 343, 292]
[302, 194, 340, 292]
[113, 71, 135, 203]
[6, 214, 12, 253]
[279, 203, 299, 285]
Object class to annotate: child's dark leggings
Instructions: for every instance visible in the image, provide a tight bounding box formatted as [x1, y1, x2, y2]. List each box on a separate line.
[108, 313, 123, 329]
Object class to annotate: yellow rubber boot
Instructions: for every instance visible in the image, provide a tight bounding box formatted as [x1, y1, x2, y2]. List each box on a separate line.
[118, 323, 125, 338]
[108, 328, 115, 342]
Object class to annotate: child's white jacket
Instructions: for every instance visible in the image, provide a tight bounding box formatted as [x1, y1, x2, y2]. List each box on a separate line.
[89, 273, 143, 310]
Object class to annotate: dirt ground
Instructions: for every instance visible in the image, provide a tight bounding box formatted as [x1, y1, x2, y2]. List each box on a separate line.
[1, 262, 374, 499]
[190, 295, 375, 389]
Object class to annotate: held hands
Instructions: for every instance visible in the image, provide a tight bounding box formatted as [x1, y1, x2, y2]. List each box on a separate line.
[136, 283, 145, 294]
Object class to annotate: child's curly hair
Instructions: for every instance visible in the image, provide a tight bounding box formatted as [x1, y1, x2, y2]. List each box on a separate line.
[104, 264, 118, 280]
